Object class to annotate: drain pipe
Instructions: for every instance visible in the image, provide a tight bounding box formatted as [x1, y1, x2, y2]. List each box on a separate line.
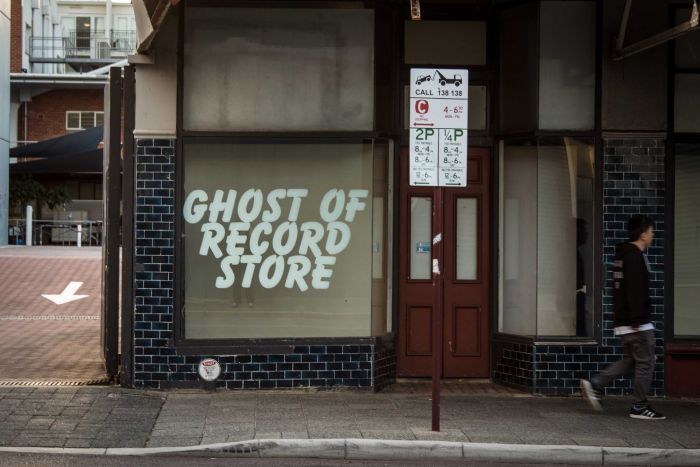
[23, 102, 28, 144]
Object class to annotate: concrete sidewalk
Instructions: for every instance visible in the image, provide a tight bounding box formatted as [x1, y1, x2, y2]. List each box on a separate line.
[1, 385, 699, 453]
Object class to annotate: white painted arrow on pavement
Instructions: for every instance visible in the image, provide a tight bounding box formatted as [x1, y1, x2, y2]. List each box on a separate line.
[42, 281, 89, 305]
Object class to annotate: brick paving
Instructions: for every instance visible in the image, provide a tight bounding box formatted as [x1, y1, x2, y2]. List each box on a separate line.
[0, 384, 699, 450]
[0, 247, 105, 382]
[0, 387, 164, 448]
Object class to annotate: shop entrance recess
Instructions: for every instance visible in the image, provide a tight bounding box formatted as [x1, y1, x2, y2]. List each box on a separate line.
[397, 147, 490, 380]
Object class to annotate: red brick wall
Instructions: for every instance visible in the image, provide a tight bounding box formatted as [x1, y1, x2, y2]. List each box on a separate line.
[10, 0, 22, 73]
[18, 90, 104, 142]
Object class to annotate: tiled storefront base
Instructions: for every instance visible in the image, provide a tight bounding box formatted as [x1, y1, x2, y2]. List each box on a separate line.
[132, 138, 396, 390]
[146, 343, 394, 390]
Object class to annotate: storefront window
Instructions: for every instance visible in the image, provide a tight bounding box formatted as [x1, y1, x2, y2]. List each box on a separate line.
[181, 141, 390, 339]
[183, 8, 374, 132]
[674, 145, 700, 337]
[499, 137, 595, 337]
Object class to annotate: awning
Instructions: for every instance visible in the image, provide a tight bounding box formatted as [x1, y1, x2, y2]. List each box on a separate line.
[10, 126, 103, 159]
[10, 149, 104, 175]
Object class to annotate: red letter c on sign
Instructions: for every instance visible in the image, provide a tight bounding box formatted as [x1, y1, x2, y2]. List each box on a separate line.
[415, 100, 429, 114]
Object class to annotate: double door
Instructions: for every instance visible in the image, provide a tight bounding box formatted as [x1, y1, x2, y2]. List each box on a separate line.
[397, 147, 490, 377]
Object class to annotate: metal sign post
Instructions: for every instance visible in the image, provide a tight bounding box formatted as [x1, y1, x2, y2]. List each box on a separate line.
[409, 68, 468, 432]
[431, 186, 444, 432]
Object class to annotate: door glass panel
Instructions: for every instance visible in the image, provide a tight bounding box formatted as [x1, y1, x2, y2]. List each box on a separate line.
[76, 17, 90, 49]
[456, 198, 478, 280]
[410, 197, 432, 280]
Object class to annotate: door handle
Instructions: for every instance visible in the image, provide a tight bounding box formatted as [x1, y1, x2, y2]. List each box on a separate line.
[448, 340, 453, 353]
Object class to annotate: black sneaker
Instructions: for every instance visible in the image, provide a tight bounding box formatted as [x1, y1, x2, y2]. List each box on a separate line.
[581, 379, 603, 412]
[629, 404, 666, 420]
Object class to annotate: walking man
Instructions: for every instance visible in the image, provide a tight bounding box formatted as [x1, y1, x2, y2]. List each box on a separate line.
[581, 214, 665, 420]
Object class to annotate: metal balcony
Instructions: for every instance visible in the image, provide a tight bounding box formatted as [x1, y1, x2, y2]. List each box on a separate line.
[29, 29, 136, 66]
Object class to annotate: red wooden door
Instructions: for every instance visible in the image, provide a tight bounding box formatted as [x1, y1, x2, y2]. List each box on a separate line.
[398, 147, 490, 377]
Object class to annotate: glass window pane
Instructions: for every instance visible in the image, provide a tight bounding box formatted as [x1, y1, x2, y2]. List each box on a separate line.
[76, 17, 91, 49]
[538, 2, 595, 130]
[536, 138, 595, 337]
[675, 74, 700, 133]
[184, 8, 374, 132]
[456, 198, 477, 280]
[183, 142, 384, 339]
[404, 21, 486, 66]
[500, 144, 537, 335]
[95, 112, 103, 127]
[81, 112, 94, 128]
[468, 86, 487, 131]
[94, 16, 104, 34]
[371, 142, 391, 336]
[66, 112, 80, 129]
[499, 137, 595, 337]
[675, 9, 700, 69]
[410, 197, 431, 280]
[674, 148, 700, 336]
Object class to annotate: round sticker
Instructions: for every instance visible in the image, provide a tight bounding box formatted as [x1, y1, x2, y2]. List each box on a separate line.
[198, 358, 221, 382]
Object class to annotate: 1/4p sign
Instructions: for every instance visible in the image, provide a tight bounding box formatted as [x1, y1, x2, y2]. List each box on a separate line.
[409, 68, 468, 187]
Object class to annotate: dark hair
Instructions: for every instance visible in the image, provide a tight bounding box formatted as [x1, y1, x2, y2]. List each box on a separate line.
[628, 215, 654, 241]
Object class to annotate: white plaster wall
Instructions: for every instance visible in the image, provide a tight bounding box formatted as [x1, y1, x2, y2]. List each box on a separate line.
[134, 13, 176, 138]
[1, 0, 11, 245]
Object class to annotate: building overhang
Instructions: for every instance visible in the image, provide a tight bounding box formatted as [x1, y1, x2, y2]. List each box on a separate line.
[10, 73, 108, 91]
[133, 0, 177, 54]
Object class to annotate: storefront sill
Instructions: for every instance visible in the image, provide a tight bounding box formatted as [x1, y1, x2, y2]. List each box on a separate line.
[170, 336, 390, 355]
[493, 334, 598, 346]
[532, 340, 598, 346]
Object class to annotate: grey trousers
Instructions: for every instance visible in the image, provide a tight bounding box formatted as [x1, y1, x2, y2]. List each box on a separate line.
[594, 329, 656, 403]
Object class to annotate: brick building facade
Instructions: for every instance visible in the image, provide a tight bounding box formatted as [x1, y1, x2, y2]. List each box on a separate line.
[17, 90, 103, 143]
[9, 0, 22, 73]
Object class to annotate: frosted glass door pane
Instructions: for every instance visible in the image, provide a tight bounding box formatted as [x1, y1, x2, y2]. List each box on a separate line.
[456, 198, 477, 280]
[410, 197, 432, 280]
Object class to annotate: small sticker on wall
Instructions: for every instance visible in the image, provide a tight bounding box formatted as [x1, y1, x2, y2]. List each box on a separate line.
[432, 259, 440, 274]
[198, 358, 221, 382]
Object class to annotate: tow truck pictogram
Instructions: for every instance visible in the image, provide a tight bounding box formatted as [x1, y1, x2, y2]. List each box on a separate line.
[434, 70, 462, 87]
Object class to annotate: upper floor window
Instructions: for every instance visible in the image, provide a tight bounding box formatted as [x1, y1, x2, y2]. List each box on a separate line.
[183, 7, 375, 132]
[66, 111, 104, 131]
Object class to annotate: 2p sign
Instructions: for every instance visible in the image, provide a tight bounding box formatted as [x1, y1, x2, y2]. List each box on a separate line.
[409, 68, 469, 187]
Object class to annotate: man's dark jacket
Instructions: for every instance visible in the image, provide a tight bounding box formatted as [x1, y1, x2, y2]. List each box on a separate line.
[612, 242, 651, 327]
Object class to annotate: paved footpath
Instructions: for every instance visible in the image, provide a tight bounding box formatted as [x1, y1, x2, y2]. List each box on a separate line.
[0, 246, 105, 383]
[1, 385, 699, 451]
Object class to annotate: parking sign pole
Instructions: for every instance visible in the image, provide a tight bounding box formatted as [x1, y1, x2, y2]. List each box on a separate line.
[431, 186, 444, 432]
[409, 67, 468, 433]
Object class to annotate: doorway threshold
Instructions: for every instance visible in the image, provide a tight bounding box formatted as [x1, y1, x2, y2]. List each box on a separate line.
[384, 378, 530, 396]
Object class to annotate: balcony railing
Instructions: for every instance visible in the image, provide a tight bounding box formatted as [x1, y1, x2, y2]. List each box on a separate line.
[29, 29, 136, 63]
